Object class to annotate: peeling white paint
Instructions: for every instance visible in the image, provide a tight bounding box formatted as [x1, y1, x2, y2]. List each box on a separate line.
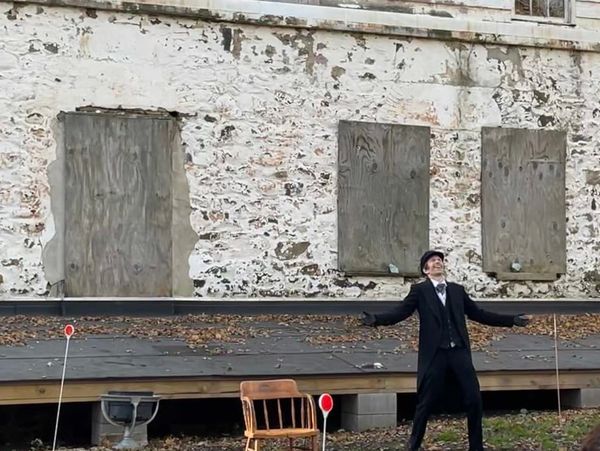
[0, 4, 598, 299]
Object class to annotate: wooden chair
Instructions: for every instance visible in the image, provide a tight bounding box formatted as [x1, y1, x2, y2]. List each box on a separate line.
[240, 379, 318, 451]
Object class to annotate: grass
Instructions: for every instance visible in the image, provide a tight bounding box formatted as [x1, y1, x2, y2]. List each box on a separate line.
[55, 409, 600, 450]
[421, 409, 600, 450]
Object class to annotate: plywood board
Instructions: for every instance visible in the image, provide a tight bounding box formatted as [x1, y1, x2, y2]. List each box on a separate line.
[64, 113, 174, 296]
[338, 121, 430, 276]
[481, 127, 566, 280]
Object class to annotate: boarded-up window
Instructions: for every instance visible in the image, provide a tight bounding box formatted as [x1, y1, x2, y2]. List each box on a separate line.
[338, 121, 430, 276]
[64, 112, 175, 296]
[481, 127, 566, 281]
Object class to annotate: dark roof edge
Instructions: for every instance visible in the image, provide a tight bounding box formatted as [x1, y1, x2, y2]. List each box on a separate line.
[0, 299, 599, 316]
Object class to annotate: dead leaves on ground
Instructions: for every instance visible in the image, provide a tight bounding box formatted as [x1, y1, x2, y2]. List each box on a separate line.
[1, 313, 599, 355]
[55, 409, 600, 450]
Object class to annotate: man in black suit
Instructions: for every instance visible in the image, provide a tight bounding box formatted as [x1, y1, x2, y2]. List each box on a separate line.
[361, 250, 530, 451]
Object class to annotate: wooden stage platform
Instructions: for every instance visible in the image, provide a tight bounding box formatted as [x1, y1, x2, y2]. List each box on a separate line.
[1, 312, 600, 407]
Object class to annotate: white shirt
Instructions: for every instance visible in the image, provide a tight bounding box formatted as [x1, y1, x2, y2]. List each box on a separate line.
[430, 278, 447, 306]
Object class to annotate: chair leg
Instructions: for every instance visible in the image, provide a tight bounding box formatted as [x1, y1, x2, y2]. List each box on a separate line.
[312, 435, 318, 451]
[245, 437, 260, 451]
[288, 437, 294, 450]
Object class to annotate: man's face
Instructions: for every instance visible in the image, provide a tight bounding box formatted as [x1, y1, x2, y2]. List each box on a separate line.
[424, 256, 444, 277]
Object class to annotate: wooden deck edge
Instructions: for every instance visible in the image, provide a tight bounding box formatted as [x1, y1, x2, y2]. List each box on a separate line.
[1, 370, 599, 405]
[2, 299, 600, 316]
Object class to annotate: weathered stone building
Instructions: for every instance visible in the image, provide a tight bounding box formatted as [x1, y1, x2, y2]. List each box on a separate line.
[0, 0, 599, 300]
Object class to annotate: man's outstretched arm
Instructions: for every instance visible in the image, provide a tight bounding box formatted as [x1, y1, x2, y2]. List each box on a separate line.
[361, 285, 419, 327]
[463, 287, 530, 328]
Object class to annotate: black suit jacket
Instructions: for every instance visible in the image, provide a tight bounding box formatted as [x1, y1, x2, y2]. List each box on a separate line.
[374, 280, 515, 389]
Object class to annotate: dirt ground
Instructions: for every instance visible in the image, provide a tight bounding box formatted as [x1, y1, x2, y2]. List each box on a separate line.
[47, 409, 600, 451]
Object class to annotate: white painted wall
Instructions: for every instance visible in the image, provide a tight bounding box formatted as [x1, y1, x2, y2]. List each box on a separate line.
[0, 3, 598, 299]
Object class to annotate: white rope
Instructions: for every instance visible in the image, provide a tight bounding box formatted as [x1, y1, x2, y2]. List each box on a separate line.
[322, 416, 327, 451]
[553, 313, 562, 425]
[52, 336, 71, 451]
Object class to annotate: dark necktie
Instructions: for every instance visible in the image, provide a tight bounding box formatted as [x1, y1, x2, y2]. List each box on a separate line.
[436, 283, 446, 295]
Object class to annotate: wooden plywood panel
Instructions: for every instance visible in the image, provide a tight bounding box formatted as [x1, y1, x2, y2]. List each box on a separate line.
[481, 127, 566, 280]
[338, 121, 430, 276]
[64, 113, 173, 296]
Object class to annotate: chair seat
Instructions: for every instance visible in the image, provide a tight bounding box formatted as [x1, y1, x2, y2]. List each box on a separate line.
[245, 428, 318, 439]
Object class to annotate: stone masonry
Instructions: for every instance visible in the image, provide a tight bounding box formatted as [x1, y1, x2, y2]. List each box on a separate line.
[0, 2, 598, 299]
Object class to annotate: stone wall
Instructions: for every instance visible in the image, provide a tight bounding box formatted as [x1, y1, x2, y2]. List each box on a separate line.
[0, 3, 598, 299]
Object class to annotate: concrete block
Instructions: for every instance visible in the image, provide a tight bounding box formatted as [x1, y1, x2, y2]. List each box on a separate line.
[581, 389, 600, 407]
[561, 388, 600, 408]
[342, 413, 397, 432]
[91, 402, 148, 446]
[340, 394, 397, 431]
[341, 393, 397, 415]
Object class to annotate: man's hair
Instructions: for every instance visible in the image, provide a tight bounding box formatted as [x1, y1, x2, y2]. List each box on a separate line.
[582, 423, 600, 451]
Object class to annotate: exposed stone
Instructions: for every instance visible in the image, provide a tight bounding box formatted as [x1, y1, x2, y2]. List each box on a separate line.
[199, 232, 219, 240]
[43, 42, 58, 54]
[428, 9, 452, 18]
[466, 193, 479, 205]
[0, 4, 598, 300]
[571, 134, 590, 143]
[265, 45, 276, 57]
[584, 271, 600, 283]
[284, 182, 303, 196]
[193, 279, 206, 288]
[274, 31, 315, 74]
[232, 29, 244, 59]
[221, 27, 232, 52]
[331, 66, 345, 79]
[5, 8, 17, 20]
[333, 279, 376, 291]
[219, 125, 235, 140]
[586, 171, 600, 185]
[206, 266, 227, 274]
[315, 53, 328, 65]
[300, 264, 319, 275]
[538, 114, 556, 126]
[275, 242, 310, 260]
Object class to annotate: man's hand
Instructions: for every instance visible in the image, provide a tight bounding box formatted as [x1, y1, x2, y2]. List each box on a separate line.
[360, 311, 377, 327]
[513, 314, 531, 327]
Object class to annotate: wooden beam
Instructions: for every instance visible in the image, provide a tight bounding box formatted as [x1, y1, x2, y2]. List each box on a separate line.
[1, 370, 599, 405]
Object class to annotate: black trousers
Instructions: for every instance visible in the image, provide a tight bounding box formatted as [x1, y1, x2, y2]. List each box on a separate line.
[408, 347, 484, 451]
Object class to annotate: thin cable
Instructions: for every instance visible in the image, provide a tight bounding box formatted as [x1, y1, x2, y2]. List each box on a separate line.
[322, 415, 327, 451]
[52, 336, 71, 451]
[553, 313, 562, 426]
